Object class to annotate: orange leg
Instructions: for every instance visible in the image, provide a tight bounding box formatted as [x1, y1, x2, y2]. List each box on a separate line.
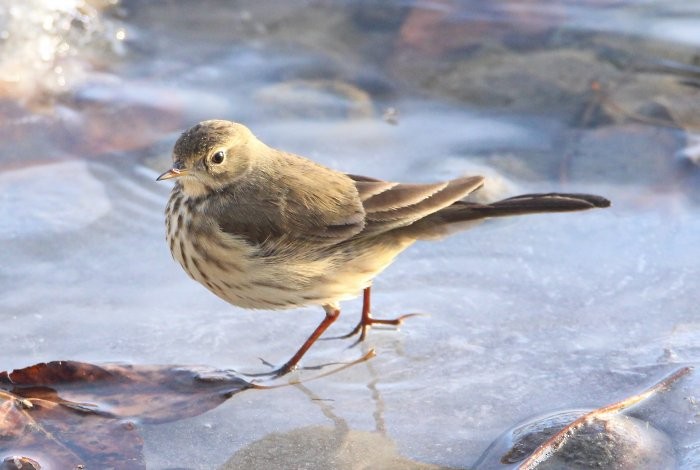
[339, 287, 419, 342]
[265, 306, 340, 377]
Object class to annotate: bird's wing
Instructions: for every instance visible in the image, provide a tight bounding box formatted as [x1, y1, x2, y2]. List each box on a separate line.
[210, 153, 484, 249]
[210, 156, 366, 248]
[348, 174, 485, 234]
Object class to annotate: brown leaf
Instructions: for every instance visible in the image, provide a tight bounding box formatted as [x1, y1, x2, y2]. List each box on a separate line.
[0, 361, 254, 469]
[0, 353, 375, 468]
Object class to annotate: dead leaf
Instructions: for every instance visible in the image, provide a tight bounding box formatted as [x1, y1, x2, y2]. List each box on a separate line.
[0, 352, 375, 469]
[0, 361, 254, 469]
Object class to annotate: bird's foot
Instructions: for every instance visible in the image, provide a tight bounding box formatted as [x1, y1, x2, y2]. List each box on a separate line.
[242, 358, 299, 378]
[333, 312, 424, 343]
[244, 354, 369, 378]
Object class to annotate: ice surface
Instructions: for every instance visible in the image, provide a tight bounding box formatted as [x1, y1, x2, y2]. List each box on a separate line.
[1, 1, 699, 469]
[0, 160, 110, 237]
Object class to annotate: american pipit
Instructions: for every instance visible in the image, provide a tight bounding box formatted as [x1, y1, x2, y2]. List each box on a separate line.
[158, 120, 610, 376]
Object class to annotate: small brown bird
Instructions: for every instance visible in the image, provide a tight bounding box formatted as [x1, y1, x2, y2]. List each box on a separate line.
[158, 120, 610, 376]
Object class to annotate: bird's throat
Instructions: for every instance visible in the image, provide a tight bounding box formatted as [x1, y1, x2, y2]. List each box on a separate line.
[178, 177, 214, 198]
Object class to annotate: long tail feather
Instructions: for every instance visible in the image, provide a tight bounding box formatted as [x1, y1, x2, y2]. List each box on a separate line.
[437, 193, 611, 223]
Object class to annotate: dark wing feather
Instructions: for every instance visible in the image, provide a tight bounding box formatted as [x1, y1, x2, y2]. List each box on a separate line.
[348, 174, 485, 234]
[403, 191, 611, 239]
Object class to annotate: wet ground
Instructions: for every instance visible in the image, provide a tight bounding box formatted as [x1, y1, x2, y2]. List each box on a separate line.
[1, 0, 699, 468]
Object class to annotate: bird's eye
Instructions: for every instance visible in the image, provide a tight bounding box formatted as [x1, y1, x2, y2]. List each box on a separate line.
[211, 151, 225, 164]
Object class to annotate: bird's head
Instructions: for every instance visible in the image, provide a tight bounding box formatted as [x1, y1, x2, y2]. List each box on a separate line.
[157, 120, 262, 197]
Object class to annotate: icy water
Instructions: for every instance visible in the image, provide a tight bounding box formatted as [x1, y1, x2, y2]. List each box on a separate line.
[1, 0, 700, 468]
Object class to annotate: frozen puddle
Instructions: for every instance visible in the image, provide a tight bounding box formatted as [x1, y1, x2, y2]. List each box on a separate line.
[0, 160, 110, 238]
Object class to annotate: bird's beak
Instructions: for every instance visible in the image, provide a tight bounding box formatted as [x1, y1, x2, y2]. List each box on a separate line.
[156, 162, 187, 181]
[156, 167, 188, 181]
